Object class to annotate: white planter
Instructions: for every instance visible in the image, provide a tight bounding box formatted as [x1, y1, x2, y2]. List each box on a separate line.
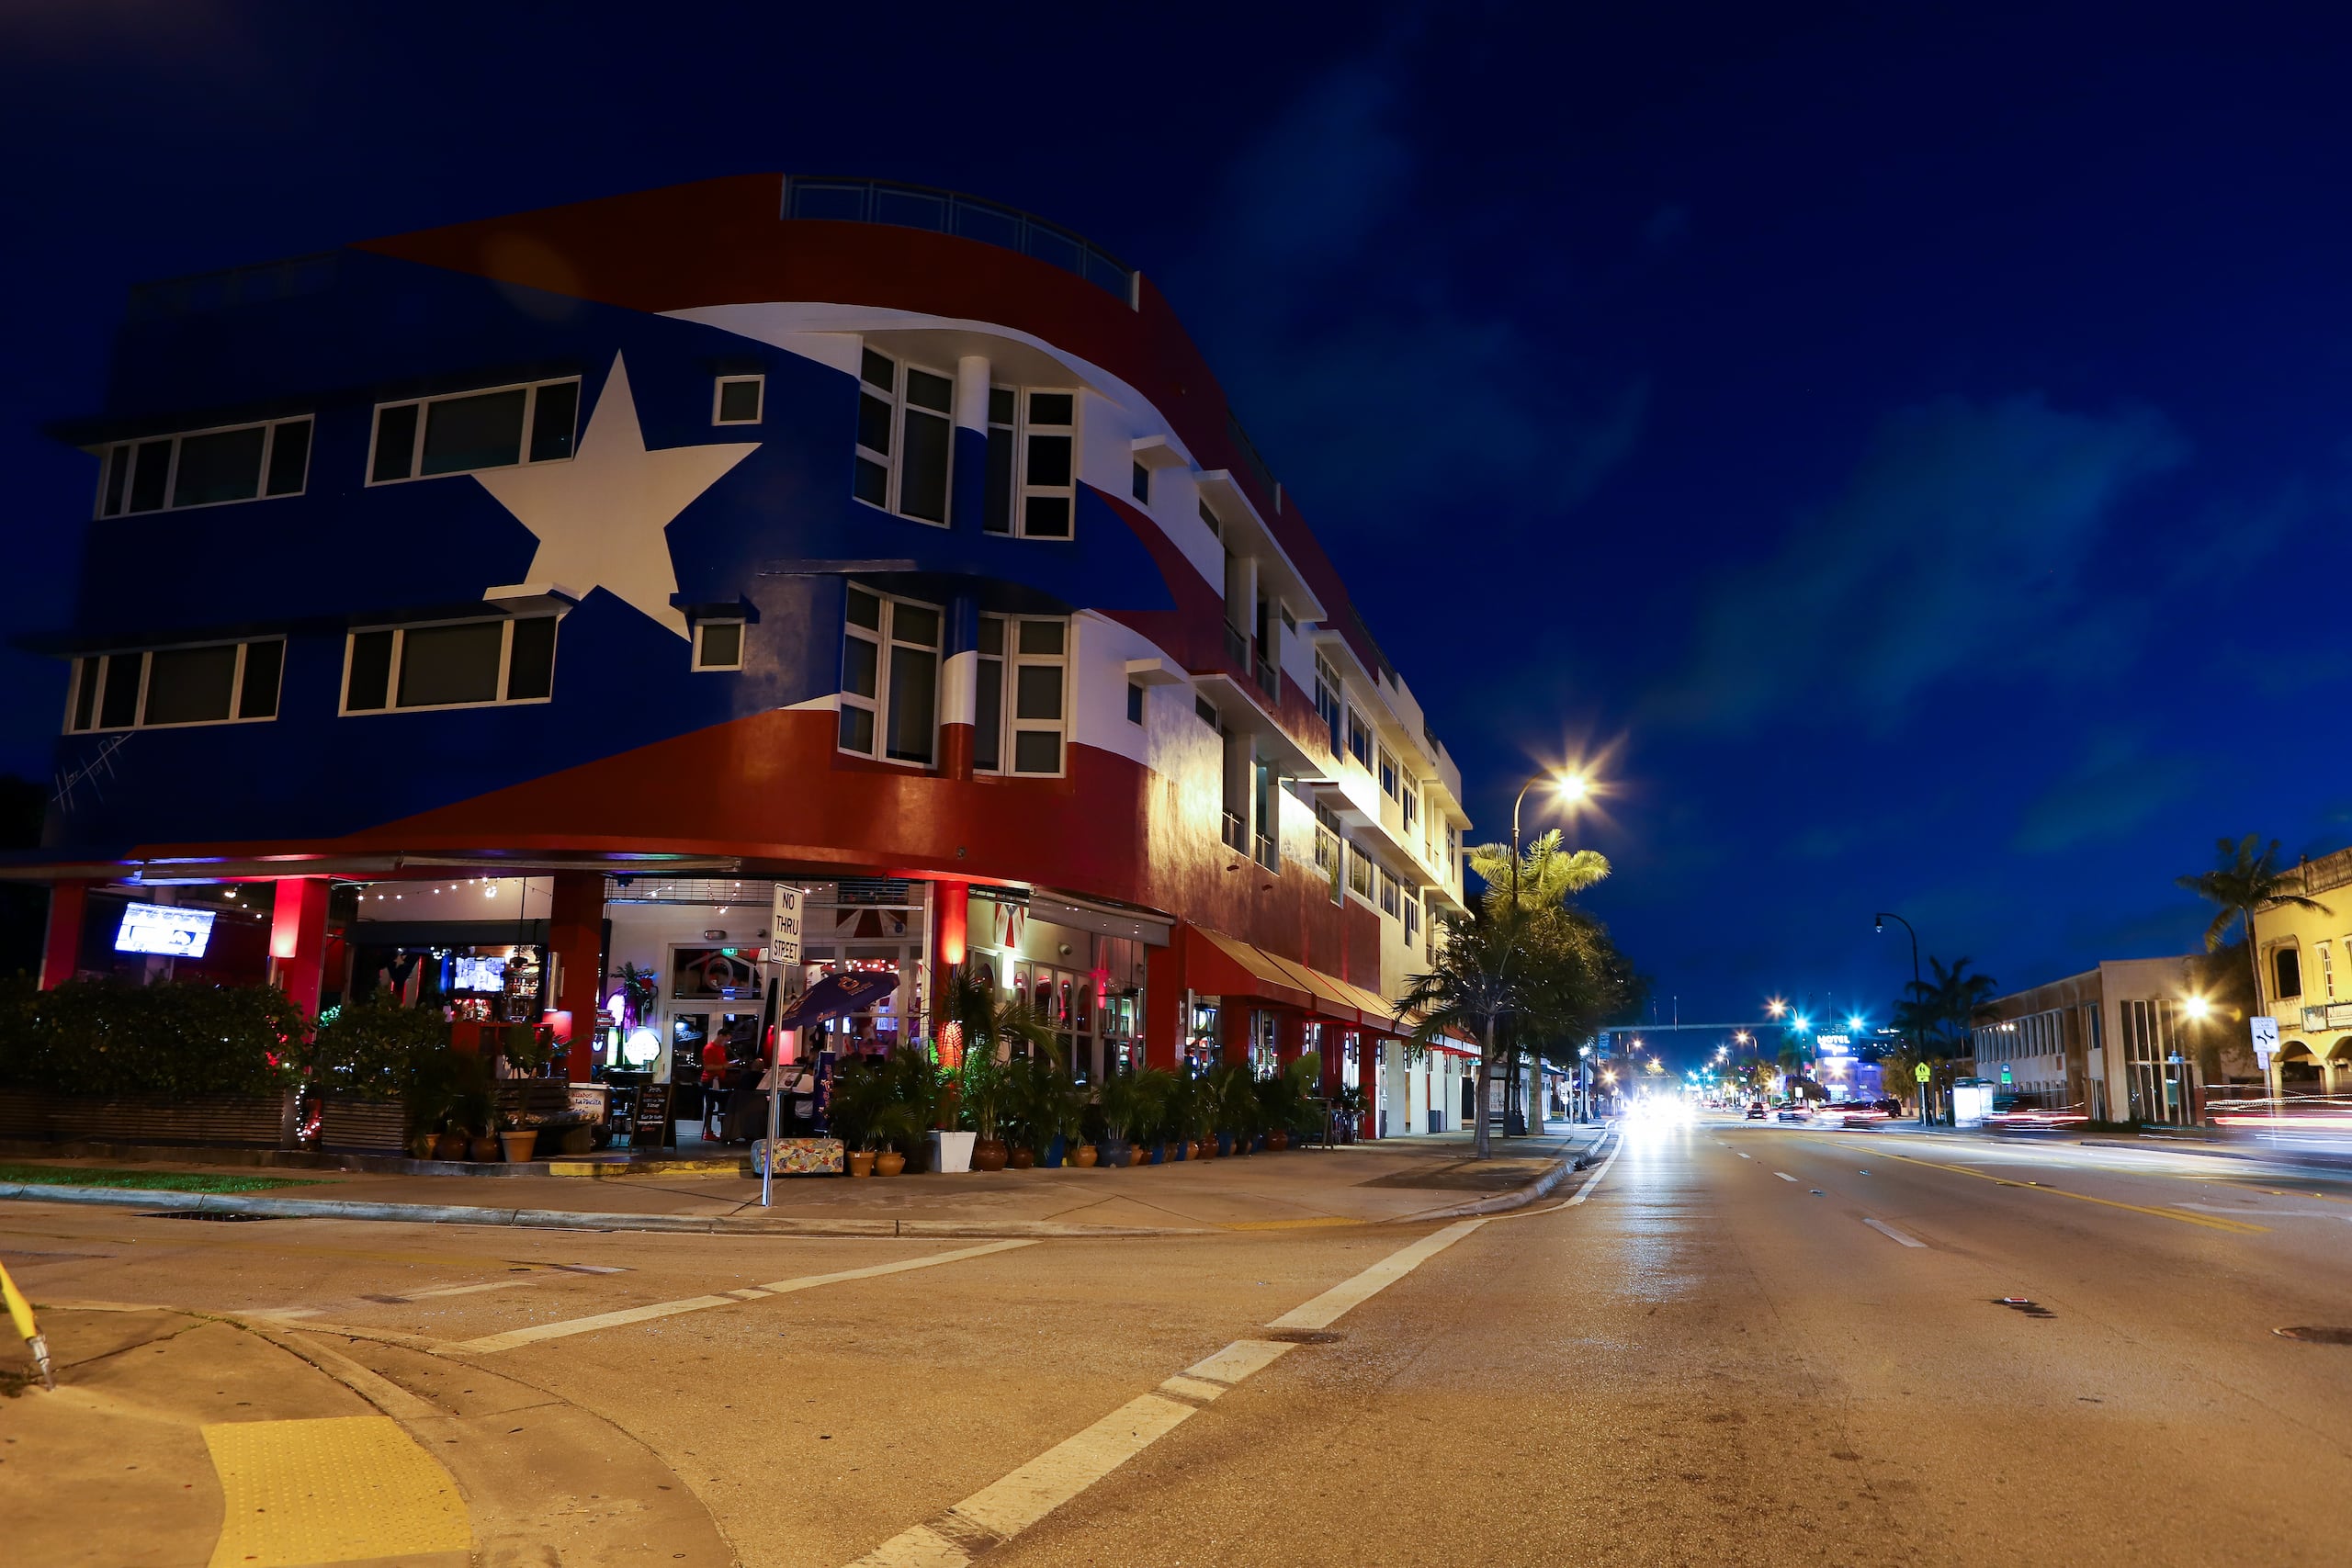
[933, 1130, 977, 1174]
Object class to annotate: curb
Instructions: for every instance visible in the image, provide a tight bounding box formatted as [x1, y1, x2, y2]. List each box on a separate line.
[2077, 1137, 2352, 1172]
[1395, 1132, 1612, 1223]
[0, 1141, 1601, 1238]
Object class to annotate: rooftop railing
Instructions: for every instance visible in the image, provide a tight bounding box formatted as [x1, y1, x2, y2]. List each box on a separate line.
[783, 176, 1137, 306]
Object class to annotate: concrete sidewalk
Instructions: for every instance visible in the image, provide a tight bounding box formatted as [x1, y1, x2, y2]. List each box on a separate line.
[0, 1126, 1608, 1237]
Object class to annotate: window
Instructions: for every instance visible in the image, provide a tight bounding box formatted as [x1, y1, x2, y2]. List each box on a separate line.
[1131, 462, 1150, 503]
[694, 620, 744, 671]
[94, 417, 311, 517]
[340, 615, 559, 714]
[839, 586, 941, 763]
[713, 376, 764, 425]
[63, 638, 285, 732]
[1314, 654, 1341, 754]
[1346, 840, 1373, 899]
[853, 349, 952, 525]
[1195, 695, 1219, 728]
[1198, 498, 1220, 537]
[1378, 866, 1401, 919]
[1348, 708, 1371, 768]
[1402, 783, 1419, 833]
[985, 386, 1079, 538]
[369, 378, 578, 483]
[1378, 746, 1398, 799]
[2275, 945, 2302, 1000]
[974, 614, 1068, 774]
[1404, 891, 1420, 944]
[1126, 682, 1145, 724]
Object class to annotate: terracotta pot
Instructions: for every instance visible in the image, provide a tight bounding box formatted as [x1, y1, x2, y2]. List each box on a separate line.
[1072, 1144, 1099, 1168]
[848, 1150, 877, 1178]
[1186, 1140, 1203, 1161]
[408, 1134, 436, 1160]
[875, 1149, 906, 1177]
[498, 1129, 538, 1163]
[1268, 1130, 1290, 1151]
[432, 1131, 469, 1162]
[973, 1138, 1010, 1172]
[470, 1135, 500, 1162]
[1008, 1146, 1036, 1170]
[1126, 1145, 1148, 1167]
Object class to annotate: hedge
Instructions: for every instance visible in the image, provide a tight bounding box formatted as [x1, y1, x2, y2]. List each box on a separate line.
[0, 975, 303, 1098]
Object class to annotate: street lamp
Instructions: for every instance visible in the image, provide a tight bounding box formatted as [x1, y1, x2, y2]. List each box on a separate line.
[1766, 998, 1787, 1020]
[1875, 911, 1925, 1126]
[1510, 769, 1591, 908]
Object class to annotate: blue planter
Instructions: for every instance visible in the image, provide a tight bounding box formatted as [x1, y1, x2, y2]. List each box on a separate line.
[1042, 1135, 1065, 1169]
[1148, 1143, 1166, 1164]
[1216, 1132, 1234, 1156]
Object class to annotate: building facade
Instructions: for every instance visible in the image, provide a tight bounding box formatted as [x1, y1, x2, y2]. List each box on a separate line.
[21, 175, 1474, 1130]
[1969, 957, 2211, 1124]
[2248, 844, 2352, 1099]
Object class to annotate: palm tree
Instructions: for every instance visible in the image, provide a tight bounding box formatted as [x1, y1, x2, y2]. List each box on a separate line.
[1468, 829, 1611, 914]
[2177, 835, 2328, 1026]
[1892, 956, 1999, 1118]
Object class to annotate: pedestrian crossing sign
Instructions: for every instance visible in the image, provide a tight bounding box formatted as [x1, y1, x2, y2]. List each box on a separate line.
[1914, 1063, 1931, 1082]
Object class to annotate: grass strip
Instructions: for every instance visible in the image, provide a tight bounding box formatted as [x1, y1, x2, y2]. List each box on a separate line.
[0, 1163, 320, 1194]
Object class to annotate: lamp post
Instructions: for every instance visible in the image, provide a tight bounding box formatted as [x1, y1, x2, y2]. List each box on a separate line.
[1875, 911, 1925, 1126]
[1501, 770, 1587, 1138]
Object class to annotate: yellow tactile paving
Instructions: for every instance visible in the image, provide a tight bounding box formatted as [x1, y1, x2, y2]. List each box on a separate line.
[201, 1416, 469, 1567]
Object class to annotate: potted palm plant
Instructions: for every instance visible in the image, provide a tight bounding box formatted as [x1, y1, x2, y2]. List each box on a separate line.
[828, 1059, 888, 1178]
[1129, 1067, 1175, 1163]
[1097, 1071, 1137, 1168]
[871, 1102, 922, 1176]
[934, 968, 1054, 1171]
[957, 1048, 1011, 1171]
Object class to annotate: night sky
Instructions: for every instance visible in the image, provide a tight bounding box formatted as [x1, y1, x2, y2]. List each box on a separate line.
[6, 3, 2346, 1057]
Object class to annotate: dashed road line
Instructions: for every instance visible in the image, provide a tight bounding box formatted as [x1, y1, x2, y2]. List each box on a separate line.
[1862, 1217, 1927, 1247]
[845, 1221, 1492, 1567]
[1774, 1172, 1798, 1183]
[456, 1240, 1035, 1353]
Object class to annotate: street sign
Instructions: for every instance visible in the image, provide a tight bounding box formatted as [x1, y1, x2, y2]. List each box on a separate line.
[769, 885, 803, 966]
[2250, 1016, 2278, 1054]
[1999, 1065, 2013, 1085]
[1914, 1063, 1931, 1083]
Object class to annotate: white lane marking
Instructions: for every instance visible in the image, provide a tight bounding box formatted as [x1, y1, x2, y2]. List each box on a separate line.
[1863, 1217, 1927, 1248]
[1774, 1172, 1798, 1182]
[1737, 1153, 1753, 1160]
[250, 1277, 544, 1321]
[1265, 1219, 1487, 1332]
[457, 1239, 1035, 1353]
[847, 1221, 1493, 1565]
[1564, 1137, 1624, 1207]
[2173, 1201, 2352, 1222]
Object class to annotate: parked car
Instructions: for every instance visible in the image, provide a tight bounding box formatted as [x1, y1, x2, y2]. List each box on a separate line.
[1871, 1098, 1903, 1116]
[1746, 1101, 1767, 1120]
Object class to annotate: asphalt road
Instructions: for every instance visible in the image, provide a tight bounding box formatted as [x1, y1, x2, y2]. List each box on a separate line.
[6, 1118, 2351, 1566]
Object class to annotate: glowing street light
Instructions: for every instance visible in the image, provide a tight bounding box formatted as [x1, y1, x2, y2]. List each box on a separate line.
[1766, 998, 1787, 1019]
[2183, 995, 2211, 1021]
[1847, 1015, 1865, 1032]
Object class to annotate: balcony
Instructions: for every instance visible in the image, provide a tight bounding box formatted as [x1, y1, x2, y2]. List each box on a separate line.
[1254, 832, 1279, 874]
[1222, 811, 1247, 854]
[1252, 637, 1281, 702]
[1223, 622, 1250, 677]
[782, 176, 1136, 304]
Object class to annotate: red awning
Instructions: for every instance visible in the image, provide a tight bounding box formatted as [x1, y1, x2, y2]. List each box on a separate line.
[1181, 926, 1402, 1034]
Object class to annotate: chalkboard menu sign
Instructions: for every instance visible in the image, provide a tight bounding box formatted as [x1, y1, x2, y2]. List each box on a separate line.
[629, 1082, 674, 1147]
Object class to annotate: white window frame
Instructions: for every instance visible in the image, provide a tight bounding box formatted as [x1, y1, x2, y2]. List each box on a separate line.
[1347, 708, 1372, 769]
[1401, 781, 1419, 832]
[692, 619, 746, 671]
[973, 612, 1069, 777]
[1378, 745, 1399, 799]
[337, 615, 562, 716]
[712, 374, 764, 426]
[365, 377, 581, 486]
[1378, 865, 1401, 919]
[63, 637, 286, 733]
[853, 348, 954, 527]
[1346, 840, 1374, 901]
[93, 416, 313, 518]
[986, 385, 1080, 540]
[1404, 890, 1420, 944]
[838, 586, 944, 767]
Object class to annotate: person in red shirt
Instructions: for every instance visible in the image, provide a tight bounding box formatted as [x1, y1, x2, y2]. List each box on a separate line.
[700, 1030, 731, 1140]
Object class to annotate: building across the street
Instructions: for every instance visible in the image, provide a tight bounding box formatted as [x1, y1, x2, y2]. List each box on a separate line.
[17, 175, 1478, 1138]
[1968, 957, 2232, 1124]
[2248, 844, 2352, 1100]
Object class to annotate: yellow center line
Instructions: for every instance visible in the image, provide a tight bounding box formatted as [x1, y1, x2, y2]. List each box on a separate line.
[1807, 1145, 2270, 1234]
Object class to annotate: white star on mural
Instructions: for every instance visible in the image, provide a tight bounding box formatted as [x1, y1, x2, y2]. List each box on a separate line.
[475, 352, 758, 638]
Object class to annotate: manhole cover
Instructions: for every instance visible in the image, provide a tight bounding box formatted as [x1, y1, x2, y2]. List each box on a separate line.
[144, 1211, 276, 1223]
[1263, 1329, 1343, 1345]
[1995, 1297, 2053, 1318]
[2275, 1325, 2352, 1345]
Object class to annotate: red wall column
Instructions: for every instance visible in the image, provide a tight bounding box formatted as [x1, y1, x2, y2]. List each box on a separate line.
[40, 882, 88, 990]
[1144, 941, 1182, 1071]
[268, 877, 332, 1019]
[929, 879, 968, 1062]
[547, 871, 605, 1083]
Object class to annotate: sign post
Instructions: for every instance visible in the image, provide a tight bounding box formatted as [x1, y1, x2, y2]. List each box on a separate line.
[2251, 1016, 2278, 1122]
[761, 886, 804, 1210]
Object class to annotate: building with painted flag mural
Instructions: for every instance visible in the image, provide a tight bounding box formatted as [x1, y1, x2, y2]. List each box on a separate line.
[18, 175, 1480, 1144]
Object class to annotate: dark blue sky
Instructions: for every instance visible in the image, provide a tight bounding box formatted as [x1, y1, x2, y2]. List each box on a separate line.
[6, 2, 2347, 1048]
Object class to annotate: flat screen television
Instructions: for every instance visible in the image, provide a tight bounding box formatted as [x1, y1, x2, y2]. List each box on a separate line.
[114, 902, 216, 958]
[452, 953, 508, 993]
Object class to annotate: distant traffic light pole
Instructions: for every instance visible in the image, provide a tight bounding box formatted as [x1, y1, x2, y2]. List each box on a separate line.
[1875, 911, 1926, 1126]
